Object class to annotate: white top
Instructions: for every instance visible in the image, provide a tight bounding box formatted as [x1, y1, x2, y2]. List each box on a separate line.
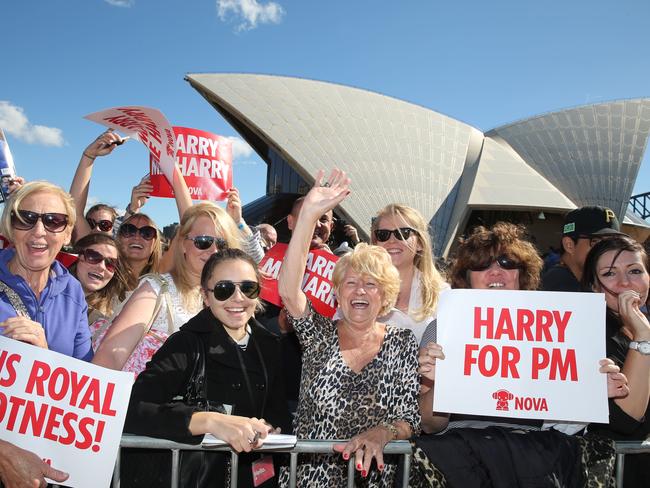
[141, 273, 203, 335]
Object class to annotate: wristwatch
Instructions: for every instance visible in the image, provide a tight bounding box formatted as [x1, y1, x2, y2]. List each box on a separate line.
[629, 341, 650, 355]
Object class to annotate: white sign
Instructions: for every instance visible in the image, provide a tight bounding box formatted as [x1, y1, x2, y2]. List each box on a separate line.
[433, 289, 608, 423]
[0, 336, 133, 487]
[84, 106, 177, 183]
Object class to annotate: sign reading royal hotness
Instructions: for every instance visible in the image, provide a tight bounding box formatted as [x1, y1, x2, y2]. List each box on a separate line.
[0, 336, 133, 488]
[433, 289, 608, 423]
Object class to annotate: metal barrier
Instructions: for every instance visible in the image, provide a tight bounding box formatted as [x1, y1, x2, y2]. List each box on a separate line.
[114, 435, 412, 488]
[115, 435, 649, 487]
[614, 439, 650, 487]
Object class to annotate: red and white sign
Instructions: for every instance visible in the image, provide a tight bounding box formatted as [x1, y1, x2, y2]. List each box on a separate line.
[85, 106, 177, 184]
[0, 336, 133, 488]
[149, 127, 232, 201]
[259, 243, 338, 318]
[433, 289, 608, 423]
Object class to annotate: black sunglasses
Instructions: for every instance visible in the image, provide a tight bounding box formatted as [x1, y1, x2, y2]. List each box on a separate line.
[469, 255, 521, 272]
[186, 235, 228, 251]
[86, 217, 114, 233]
[206, 280, 261, 301]
[11, 210, 69, 233]
[119, 223, 157, 241]
[79, 248, 117, 273]
[374, 227, 417, 242]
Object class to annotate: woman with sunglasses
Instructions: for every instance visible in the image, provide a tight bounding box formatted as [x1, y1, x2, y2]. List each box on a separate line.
[581, 236, 650, 487]
[93, 203, 242, 374]
[0, 181, 93, 361]
[278, 170, 420, 487]
[84, 203, 118, 236]
[124, 248, 290, 487]
[70, 233, 131, 324]
[414, 222, 625, 486]
[116, 212, 163, 281]
[370, 204, 448, 345]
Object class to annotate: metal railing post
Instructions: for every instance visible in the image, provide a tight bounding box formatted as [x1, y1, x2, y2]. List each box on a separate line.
[170, 449, 180, 488]
[289, 452, 298, 488]
[112, 448, 120, 488]
[230, 451, 239, 488]
[615, 453, 624, 487]
[346, 457, 355, 488]
[402, 453, 411, 487]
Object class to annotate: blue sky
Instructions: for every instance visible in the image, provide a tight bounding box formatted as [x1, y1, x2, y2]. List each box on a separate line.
[3, 0, 650, 227]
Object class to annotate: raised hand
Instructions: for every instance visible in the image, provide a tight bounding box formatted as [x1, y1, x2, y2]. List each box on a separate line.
[83, 129, 126, 160]
[130, 174, 153, 213]
[226, 188, 244, 225]
[300, 169, 351, 221]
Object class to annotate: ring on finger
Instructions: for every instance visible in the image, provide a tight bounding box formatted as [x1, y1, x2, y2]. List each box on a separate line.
[322, 182, 330, 187]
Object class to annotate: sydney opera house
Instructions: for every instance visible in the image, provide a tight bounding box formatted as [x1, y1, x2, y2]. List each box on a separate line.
[186, 73, 650, 256]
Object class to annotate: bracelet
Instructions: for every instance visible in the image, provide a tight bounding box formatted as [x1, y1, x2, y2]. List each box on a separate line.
[83, 152, 96, 160]
[381, 421, 398, 440]
[125, 204, 134, 216]
[237, 221, 246, 231]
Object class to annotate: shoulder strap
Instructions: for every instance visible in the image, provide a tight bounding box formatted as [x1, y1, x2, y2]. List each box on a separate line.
[138, 273, 170, 336]
[0, 280, 30, 318]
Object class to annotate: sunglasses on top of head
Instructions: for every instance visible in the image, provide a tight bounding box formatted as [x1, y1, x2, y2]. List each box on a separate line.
[374, 227, 417, 242]
[86, 217, 114, 233]
[206, 280, 261, 301]
[119, 223, 157, 241]
[11, 210, 69, 233]
[78, 248, 117, 273]
[186, 235, 228, 251]
[469, 255, 521, 272]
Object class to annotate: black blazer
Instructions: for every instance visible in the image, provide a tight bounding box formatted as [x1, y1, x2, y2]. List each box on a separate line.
[125, 307, 291, 486]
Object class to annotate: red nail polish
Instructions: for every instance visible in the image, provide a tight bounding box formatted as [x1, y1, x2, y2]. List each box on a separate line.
[357, 463, 362, 470]
[378, 464, 384, 471]
[343, 453, 349, 460]
[362, 470, 367, 477]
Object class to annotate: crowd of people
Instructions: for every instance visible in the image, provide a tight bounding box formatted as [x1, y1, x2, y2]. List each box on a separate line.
[0, 132, 648, 488]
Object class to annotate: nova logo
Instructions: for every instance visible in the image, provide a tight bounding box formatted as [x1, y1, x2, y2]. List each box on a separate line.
[492, 389, 549, 412]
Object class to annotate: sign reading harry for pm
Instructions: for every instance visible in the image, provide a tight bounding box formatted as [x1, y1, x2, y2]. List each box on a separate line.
[0, 336, 133, 488]
[433, 290, 608, 423]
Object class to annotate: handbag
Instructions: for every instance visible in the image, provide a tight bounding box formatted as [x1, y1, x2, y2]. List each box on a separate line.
[0, 280, 30, 318]
[179, 332, 229, 488]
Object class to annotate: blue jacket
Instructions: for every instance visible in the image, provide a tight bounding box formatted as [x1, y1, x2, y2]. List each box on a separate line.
[0, 248, 93, 361]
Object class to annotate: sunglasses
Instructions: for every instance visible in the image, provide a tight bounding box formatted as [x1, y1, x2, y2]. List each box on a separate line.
[78, 248, 117, 273]
[86, 217, 114, 233]
[206, 280, 261, 301]
[11, 210, 69, 233]
[186, 235, 228, 251]
[469, 255, 521, 272]
[119, 223, 157, 241]
[374, 227, 417, 242]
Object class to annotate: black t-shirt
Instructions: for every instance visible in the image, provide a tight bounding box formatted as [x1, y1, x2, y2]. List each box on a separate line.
[541, 265, 581, 292]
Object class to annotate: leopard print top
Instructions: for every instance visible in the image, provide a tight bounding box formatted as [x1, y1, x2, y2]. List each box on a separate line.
[279, 304, 421, 487]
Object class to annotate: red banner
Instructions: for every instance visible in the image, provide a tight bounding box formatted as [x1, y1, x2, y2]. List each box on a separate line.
[150, 126, 232, 201]
[259, 243, 338, 318]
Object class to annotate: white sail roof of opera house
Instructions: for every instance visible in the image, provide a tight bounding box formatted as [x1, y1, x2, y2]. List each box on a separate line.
[185, 73, 650, 253]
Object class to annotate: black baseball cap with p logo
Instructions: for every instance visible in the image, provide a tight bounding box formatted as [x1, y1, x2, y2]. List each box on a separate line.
[562, 206, 625, 237]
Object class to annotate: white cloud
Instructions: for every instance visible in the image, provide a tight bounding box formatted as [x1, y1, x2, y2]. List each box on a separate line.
[227, 136, 254, 159]
[216, 0, 284, 31]
[104, 0, 134, 7]
[0, 101, 64, 147]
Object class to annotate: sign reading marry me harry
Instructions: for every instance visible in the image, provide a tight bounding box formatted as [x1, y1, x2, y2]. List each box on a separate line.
[433, 289, 608, 423]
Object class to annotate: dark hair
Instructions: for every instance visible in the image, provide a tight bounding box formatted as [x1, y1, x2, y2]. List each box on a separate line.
[581, 236, 649, 294]
[200, 248, 261, 290]
[71, 233, 132, 317]
[85, 203, 118, 221]
[450, 222, 543, 290]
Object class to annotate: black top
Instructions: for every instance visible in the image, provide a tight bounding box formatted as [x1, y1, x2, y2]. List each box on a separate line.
[124, 307, 291, 487]
[541, 264, 581, 292]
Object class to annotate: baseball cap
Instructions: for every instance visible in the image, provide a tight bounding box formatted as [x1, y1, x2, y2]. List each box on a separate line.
[562, 206, 625, 237]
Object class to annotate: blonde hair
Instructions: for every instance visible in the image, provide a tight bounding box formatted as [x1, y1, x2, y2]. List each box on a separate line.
[0, 181, 76, 242]
[117, 213, 162, 283]
[332, 243, 400, 317]
[371, 204, 446, 321]
[171, 203, 241, 307]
